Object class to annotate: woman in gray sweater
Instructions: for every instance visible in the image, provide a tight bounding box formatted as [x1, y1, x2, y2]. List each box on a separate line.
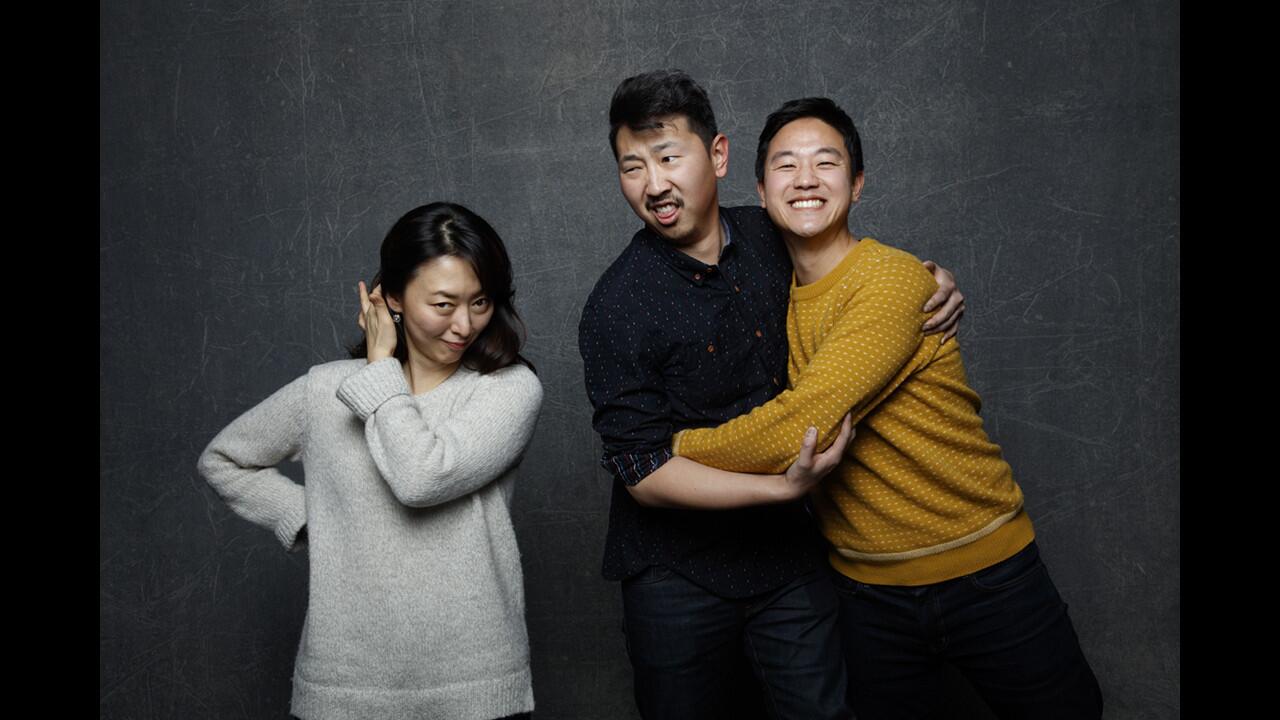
[198, 202, 543, 720]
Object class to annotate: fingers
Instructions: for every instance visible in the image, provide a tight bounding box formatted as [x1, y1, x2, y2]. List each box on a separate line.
[371, 291, 394, 328]
[923, 288, 965, 335]
[358, 281, 371, 313]
[926, 289, 962, 335]
[366, 284, 394, 327]
[920, 260, 957, 314]
[940, 303, 964, 342]
[834, 413, 854, 449]
[920, 261, 941, 312]
[813, 414, 854, 471]
[795, 426, 818, 469]
[832, 414, 854, 457]
[357, 281, 368, 331]
[921, 285, 948, 316]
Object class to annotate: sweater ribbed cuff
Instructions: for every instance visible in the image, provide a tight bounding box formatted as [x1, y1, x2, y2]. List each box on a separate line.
[336, 358, 411, 420]
[276, 490, 308, 552]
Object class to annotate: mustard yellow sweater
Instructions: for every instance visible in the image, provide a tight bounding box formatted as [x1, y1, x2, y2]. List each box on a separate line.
[673, 238, 1033, 586]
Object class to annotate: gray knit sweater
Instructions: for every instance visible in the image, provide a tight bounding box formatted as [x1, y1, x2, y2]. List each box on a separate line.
[197, 357, 543, 720]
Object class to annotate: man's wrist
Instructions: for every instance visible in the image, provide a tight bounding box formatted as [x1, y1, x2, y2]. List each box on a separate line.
[766, 473, 795, 504]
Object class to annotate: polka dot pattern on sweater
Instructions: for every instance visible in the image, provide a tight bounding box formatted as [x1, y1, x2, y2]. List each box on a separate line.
[675, 238, 1029, 585]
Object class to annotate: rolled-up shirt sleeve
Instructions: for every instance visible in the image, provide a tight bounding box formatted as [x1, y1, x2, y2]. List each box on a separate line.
[579, 296, 673, 486]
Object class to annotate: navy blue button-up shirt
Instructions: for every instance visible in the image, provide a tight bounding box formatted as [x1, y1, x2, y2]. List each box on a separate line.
[578, 205, 823, 598]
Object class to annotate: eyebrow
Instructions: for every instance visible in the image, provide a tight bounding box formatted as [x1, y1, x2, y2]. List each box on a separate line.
[769, 147, 845, 163]
[619, 140, 680, 164]
[431, 290, 487, 301]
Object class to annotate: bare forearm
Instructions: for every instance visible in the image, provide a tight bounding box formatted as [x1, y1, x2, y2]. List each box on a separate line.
[626, 456, 790, 509]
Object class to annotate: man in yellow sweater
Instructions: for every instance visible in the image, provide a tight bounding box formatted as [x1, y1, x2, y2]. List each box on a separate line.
[673, 98, 1102, 719]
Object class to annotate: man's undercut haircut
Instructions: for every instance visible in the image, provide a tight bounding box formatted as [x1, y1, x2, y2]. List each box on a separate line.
[609, 69, 719, 158]
[755, 97, 864, 183]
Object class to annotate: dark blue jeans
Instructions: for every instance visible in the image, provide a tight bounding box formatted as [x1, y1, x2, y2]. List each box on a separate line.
[832, 541, 1103, 720]
[622, 566, 851, 720]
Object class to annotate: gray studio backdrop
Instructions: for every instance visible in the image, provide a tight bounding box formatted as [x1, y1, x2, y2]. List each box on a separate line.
[101, 1, 1179, 718]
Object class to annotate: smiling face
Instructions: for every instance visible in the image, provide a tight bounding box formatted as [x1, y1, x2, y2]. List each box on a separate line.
[757, 116, 865, 243]
[615, 114, 728, 248]
[387, 255, 494, 374]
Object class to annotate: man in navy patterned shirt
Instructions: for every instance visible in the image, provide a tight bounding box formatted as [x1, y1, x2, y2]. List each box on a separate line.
[578, 69, 964, 719]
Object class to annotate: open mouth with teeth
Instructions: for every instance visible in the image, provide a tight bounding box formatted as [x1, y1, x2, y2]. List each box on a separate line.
[789, 198, 825, 209]
[649, 200, 681, 225]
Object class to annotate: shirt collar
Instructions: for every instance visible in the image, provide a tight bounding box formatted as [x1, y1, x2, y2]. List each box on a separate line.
[638, 208, 735, 284]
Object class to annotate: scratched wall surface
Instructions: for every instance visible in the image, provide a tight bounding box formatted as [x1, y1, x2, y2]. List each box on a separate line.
[101, 1, 1179, 718]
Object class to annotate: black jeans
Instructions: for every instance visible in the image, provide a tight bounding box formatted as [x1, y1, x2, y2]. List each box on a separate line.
[622, 565, 851, 720]
[832, 541, 1103, 719]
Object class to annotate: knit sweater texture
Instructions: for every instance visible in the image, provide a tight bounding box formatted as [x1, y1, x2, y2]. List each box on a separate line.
[674, 238, 1033, 586]
[197, 357, 542, 720]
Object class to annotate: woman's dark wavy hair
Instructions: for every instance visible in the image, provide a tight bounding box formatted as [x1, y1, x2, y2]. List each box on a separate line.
[350, 202, 534, 374]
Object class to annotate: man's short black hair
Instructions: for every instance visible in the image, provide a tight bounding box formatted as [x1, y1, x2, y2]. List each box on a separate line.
[608, 69, 718, 158]
[755, 97, 864, 184]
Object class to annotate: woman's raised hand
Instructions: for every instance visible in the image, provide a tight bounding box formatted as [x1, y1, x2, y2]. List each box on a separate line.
[358, 281, 398, 363]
